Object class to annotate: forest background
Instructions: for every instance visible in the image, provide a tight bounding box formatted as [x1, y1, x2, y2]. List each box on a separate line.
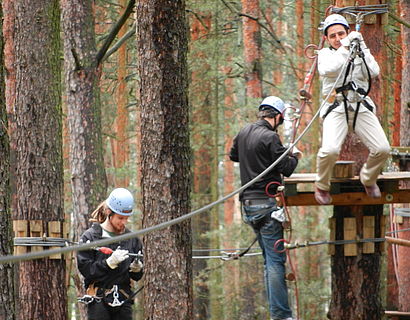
[0, 0, 408, 319]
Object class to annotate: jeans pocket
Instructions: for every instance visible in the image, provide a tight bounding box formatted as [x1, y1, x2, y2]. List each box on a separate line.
[260, 218, 283, 237]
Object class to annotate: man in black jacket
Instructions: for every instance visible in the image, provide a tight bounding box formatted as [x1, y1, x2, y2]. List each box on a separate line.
[230, 96, 300, 320]
[77, 188, 143, 320]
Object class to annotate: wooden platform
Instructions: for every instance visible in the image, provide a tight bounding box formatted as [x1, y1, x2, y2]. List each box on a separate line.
[284, 172, 410, 206]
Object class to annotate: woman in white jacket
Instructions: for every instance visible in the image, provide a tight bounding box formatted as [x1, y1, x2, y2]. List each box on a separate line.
[314, 14, 390, 205]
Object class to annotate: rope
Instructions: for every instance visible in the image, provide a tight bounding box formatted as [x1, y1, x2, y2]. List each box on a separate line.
[192, 252, 262, 260]
[192, 247, 260, 253]
[331, 4, 389, 32]
[14, 237, 73, 247]
[274, 237, 386, 252]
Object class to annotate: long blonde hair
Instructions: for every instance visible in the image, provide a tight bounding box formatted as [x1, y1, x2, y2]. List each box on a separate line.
[89, 201, 112, 223]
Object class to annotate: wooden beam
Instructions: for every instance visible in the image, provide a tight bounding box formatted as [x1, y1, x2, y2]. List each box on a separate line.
[386, 236, 410, 248]
[285, 190, 410, 206]
[385, 310, 410, 316]
[284, 172, 410, 206]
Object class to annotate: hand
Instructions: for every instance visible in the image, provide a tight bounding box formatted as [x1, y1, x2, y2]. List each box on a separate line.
[129, 259, 143, 273]
[106, 248, 129, 269]
[292, 145, 303, 160]
[340, 31, 364, 48]
[348, 31, 363, 42]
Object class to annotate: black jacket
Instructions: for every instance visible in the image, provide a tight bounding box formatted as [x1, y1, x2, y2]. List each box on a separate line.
[229, 119, 298, 200]
[77, 223, 143, 292]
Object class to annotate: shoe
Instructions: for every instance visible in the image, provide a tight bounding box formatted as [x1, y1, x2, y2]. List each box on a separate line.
[271, 318, 294, 320]
[314, 187, 332, 205]
[364, 184, 381, 198]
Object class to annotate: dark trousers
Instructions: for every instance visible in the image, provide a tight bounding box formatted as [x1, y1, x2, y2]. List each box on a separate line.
[87, 301, 133, 320]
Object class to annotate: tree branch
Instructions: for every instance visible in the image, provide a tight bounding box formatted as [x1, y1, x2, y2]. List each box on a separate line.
[186, 9, 210, 31]
[103, 22, 136, 62]
[95, 0, 135, 66]
[389, 12, 410, 29]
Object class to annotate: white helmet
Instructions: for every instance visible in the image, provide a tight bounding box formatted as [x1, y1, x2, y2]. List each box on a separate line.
[106, 188, 134, 216]
[322, 14, 350, 35]
[259, 96, 285, 114]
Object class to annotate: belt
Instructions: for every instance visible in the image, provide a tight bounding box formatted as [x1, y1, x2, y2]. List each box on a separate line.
[243, 199, 274, 206]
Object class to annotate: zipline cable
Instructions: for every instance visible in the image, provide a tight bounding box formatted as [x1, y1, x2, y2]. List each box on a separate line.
[0, 39, 358, 266]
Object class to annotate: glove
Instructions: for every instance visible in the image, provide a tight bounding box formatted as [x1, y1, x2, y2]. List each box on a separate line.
[340, 31, 367, 49]
[106, 248, 129, 269]
[129, 259, 143, 273]
[348, 31, 363, 42]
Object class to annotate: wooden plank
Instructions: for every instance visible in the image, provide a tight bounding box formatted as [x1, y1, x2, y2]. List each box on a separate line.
[285, 190, 410, 207]
[48, 221, 62, 259]
[13, 220, 28, 255]
[285, 172, 410, 184]
[30, 220, 43, 253]
[332, 161, 354, 178]
[363, 216, 375, 254]
[386, 237, 410, 248]
[385, 310, 410, 316]
[344, 218, 357, 256]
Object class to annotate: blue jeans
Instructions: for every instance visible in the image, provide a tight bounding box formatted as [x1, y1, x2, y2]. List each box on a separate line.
[243, 201, 292, 320]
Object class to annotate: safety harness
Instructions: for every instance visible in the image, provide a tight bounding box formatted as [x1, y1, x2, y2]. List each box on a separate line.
[78, 283, 144, 306]
[322, 41, 373, 130]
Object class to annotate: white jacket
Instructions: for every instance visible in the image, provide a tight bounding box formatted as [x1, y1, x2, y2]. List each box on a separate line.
[317, 45, 380, 118]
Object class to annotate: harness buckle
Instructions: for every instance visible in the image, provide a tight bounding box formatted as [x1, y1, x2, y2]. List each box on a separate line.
[78, 295, 100, 305]
[350, 81, 358, 91]
[220, 251, 240, 261]
[107, 285, 124, 307]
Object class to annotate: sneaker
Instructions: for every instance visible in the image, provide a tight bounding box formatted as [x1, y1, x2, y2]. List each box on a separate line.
[314, 187, 332, 205]
[364, 184, 381, 198]
[271, 318, 294, 320]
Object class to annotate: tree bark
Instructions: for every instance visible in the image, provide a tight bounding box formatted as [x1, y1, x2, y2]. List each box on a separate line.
[241, 0, 263, 98]
[329, 1, 386, 319]
[136, 1, 193, 319]
[329, 206, 383, 320]
[0, 2, 16, 319]
[113, 0, 130, 187]
[400, 0, 410, 148]
[296, 0, 305, 88]
[190, 13, 212, 319]
[61, 2, 108, 318]
[397, 1, 410, 312]
[61, 0, 108, 244]
[13, 1, 66, 319]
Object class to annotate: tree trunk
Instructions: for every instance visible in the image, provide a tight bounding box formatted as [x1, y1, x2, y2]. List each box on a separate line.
[136, 1, 193, 319]
[113, 0, 130, 187]
[61, 2, 108, 318]
[242, 0, 263, 99]
[13, 1, 66, 319]
[61, 0, 108, 242]
[190, 13, 212, 319]
[272, 1, 283, 95]
[222, 62, 241, 319]
[386, 2, 402, 312]
[397, 1, 410, 312]
[400, 0, 410, 148]
[296, 0, 305, 88]
[0, 2, 16, 319]
[329, 1, 386, 319]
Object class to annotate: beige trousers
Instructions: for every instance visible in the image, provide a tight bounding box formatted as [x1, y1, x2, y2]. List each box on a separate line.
[315, 109, 390, 191]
